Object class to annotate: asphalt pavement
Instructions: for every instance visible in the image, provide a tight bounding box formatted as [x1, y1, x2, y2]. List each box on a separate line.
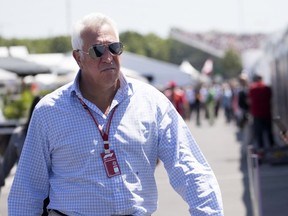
[1, 110, 288, 216]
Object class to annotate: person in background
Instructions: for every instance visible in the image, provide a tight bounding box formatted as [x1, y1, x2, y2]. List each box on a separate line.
[236, 73, 252, 153]
[221, 82, 233, 123]
[213, 83, 222, 119]
[8, 12, 223, 216]
[200, 84, 209, 121]
[237, 73, 250, 129]
[248, 74, 275, 153]
[205, 84, 216, 125]
[184, 85, 196, 121]
[194, 86, 203, 126]
[163, 80, 190, 120]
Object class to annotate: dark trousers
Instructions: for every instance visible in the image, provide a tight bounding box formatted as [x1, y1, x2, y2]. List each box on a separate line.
[42, 197, 50, 216]
[253, 117, 275, 149]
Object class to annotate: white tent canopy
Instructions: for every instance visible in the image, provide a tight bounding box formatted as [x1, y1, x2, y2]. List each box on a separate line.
[179, 60, 211, 84]
[179, 60, 200, 81]
[121, 52, 194, 89]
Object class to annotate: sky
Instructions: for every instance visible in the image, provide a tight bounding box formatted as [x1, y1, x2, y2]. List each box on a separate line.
[0, 0, 288, 39]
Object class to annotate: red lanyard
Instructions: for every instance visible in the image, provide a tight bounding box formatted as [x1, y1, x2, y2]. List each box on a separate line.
[78, 97, 117, 153]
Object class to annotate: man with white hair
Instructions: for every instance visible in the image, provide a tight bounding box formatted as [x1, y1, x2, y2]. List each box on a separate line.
[8, 12, 223, 216]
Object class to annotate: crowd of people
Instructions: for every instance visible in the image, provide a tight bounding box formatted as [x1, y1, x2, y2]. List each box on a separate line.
[170, 27, 267, 53]
[162, 72, 282, 157]
[162, 79, 234, 126]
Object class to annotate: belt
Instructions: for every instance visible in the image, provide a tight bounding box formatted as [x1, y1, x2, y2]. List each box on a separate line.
[52, 211, 134, 216]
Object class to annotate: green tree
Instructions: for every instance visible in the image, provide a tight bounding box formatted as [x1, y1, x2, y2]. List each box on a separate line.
[0, 36, 71, 53]
[48, 36, 71, 53]
[120, 31, 171, 62]
[143, 33, 171, 61]
[120, 31, 146, 55]
[3, 90, 34, 119]
[221, 48, 242, 79]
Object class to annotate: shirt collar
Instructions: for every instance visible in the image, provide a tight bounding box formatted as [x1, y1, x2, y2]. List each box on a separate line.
[69, 69, 133, 103]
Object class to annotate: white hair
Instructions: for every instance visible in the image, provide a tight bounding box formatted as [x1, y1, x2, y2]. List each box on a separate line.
[71, 12, 119, 50]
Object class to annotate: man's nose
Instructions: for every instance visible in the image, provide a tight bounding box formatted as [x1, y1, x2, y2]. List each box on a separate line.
[101, 48, 113, 63]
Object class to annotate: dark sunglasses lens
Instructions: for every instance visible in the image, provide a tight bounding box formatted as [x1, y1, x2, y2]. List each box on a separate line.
[93, 45, 106, 57]
[88, 45, 104, 59]
[109, 42, 123, 55]
[89, 42, 123, 58]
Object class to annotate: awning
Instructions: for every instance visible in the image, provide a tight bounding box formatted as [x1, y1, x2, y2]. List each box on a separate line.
[0, 57, 51, 77]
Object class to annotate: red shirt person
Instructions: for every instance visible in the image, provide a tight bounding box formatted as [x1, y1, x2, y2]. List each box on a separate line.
[164, 81, 189, 119]
[249, 77, 271, 118]
[248, 74, 275, 151]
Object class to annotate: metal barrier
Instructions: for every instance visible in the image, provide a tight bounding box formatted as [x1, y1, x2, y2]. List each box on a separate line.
[247, 145, 263, 216]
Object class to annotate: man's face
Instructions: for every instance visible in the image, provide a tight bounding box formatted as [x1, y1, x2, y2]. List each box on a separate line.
[74, 23, 121, 89]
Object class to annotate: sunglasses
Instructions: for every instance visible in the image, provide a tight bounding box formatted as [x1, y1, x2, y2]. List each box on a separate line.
[76, 42, 123, 59]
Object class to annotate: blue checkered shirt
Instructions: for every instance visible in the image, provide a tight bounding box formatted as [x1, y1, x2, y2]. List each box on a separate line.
[8, 71, 223, 216]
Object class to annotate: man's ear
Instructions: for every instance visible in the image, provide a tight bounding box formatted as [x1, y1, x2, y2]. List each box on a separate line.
[73, 50, 82, 68]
